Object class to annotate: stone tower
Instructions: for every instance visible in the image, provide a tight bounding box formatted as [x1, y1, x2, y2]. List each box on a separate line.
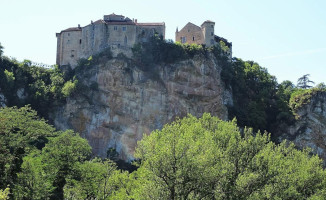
[201, 20, 215, 47]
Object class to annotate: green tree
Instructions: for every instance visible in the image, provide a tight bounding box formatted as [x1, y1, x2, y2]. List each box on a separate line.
[297, 74, 315, 89]
[0, 187, 10, 200]
[41, 130, 92, 199]
[14, 151, 54, 200]
[133, 113, 326, 200]
[0, 106, 55, 189]
[61, 79, 78, 97]
[63, 159, 126, 200]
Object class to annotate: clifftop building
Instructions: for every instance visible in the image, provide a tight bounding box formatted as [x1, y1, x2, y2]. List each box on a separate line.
[175, 21, 232, 57]
[56, 13, 165, 67]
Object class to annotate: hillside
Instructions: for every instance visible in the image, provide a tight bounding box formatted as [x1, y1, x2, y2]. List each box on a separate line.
[0, 38, 325, 161]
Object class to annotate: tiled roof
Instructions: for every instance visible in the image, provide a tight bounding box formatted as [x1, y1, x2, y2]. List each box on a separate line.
[106, 21, 136, 25]
[61, 27, 82, 32]
[136, 22, 165, 26]
[107, 13, 124, 17]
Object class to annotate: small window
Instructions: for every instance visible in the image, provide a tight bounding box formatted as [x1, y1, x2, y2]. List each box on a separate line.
[181, 36, 186, 43]
[71, 50, 75, 58]
[192, 36, 195, 41]
[211, 32, 214, 36]
[122, 27, 126, 31]
[211, 25, 214, 28]
[79, 39, 82, 44]
[114, 26, 117, 30]
[68, 33, 70, 36]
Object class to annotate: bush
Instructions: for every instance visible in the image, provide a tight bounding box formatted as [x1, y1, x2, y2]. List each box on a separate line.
[61, 79, 78, 97]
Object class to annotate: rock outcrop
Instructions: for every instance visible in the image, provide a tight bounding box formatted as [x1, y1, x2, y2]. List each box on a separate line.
[51, 54, 229, 160]
[278, 91, 326, 161]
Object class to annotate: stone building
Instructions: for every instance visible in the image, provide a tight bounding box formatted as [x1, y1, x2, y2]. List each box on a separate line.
[56, 13, 165, 68]
[175, 21, 232, 57]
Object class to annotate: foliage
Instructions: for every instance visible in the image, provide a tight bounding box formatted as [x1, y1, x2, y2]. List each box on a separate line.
[63, 159, 127, 200]
[297, 74, 315, 89]
[0, 188, 10, 200]
[133, 113, 326, 200]
[13, 130, 92, 200]
[225, 58, 295, 133]
[14, 151, 54, 200]
[0, 106, 55, 189]
[0, 55, 76, 118]
[132, 35, 208, 68]
[75, 48, 113, 71]
[61, 78, 78, 97]
[289, 87, 326, 113]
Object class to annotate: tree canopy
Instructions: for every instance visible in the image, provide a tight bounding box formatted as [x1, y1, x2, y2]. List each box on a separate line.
[133, 114, 326, 200]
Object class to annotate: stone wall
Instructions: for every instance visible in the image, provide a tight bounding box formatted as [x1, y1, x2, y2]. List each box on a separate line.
[201, 21, 215, 47]
[175, 22, 204, 45]
[56, 15, 165, 68]
[57, 30, 82, 67]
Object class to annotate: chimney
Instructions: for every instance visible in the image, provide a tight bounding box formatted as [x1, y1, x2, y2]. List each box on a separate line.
[78, 24, 80, 28]
[135, 19, 138, 24]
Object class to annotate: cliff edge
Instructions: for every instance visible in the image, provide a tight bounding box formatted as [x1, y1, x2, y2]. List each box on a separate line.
[50, 53, 230, 160]
[277, 90, 326, 161]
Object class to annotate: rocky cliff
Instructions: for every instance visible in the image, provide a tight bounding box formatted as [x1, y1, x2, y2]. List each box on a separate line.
[278, 91, 326, 161]
[50, 54, 231, 160]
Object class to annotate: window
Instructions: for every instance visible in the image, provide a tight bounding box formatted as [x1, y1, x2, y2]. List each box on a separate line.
[193, 36, 195, 41]
[114, 26, 117, 30]
[211, 25, 214, 28]
[71, 50, 75, 58]
[68, 33, 70, 36]
[210, 39, 214, 45]
[122, 27, 126, 31]
[79, 39, 82, 44]
[211, 32, 214, 36]
[181, 36, 186, 43]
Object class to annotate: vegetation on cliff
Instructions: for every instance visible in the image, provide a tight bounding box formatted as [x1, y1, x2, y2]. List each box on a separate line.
[1, 40, 326, 199]
[0, 56, 76, 118]
[1, 107, 326, 199]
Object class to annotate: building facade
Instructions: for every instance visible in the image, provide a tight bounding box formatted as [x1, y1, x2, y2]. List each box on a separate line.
[56, 14, 165, 67]
[175, 21, 232, 57]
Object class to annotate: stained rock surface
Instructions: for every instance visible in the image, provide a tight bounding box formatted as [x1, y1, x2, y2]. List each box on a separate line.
[51, 54, 230, 160]
[278, 91, 326, 162]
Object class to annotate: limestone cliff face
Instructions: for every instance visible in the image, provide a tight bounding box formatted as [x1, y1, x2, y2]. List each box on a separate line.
[51, 54, 229, 160]
[278, 91, 326, 161]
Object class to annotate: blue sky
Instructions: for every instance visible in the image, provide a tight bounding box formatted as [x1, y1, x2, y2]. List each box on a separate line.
[0, 0, 325, 84]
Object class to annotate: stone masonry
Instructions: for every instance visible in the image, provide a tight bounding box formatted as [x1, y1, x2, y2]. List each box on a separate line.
[176, 21, 232, 57]
[56, 13, 165, 68]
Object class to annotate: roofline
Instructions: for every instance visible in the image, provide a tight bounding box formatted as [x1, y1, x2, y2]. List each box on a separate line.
[201, 20, 215, 27]
[59, 27, 82, 34]
[136, 22, 165, 26]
